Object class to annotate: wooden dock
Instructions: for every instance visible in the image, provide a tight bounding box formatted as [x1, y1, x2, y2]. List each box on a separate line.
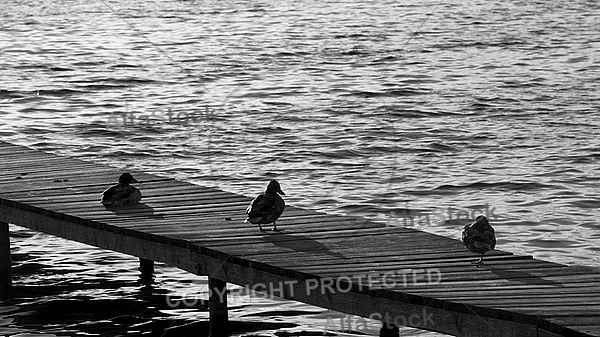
[1, 140, 599, 337]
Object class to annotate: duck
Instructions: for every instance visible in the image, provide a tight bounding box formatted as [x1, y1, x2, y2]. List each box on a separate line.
[245, 180, 286, 232]
[101, 173, 142, 207]
[462, 215, 496, 265]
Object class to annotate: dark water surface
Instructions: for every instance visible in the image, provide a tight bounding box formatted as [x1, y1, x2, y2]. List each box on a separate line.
[0, 0, 599, 335]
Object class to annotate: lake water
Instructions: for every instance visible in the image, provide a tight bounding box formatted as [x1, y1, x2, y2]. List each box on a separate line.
[0, 0, 599, 336]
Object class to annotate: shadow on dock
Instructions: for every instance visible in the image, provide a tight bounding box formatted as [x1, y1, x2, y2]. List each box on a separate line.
[261, 233, 346, 259]
[103, 203, 165, 219]
[485, 265, 564, 287]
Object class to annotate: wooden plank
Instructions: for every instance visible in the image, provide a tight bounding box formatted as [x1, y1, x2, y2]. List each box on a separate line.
[539, 327, 587, 337]
[402, 275, 600, 291]
[17, 198, 251, 214]
[0, 152, 64, 160]
[157, 226, 414, 243]
[0, 165, 86, 174]
[416, 287, 600, 301]
[10, 189, 247, 204]
[0, 166, 109, 180]
[0, 181, 219, 199]
[0, 159, 98, 171]
[0, 221, 11, 298]
[0, 168, 154, 181]
[550, 316, 600, 325]
[0, 180, 175, 198]
[294, 258, 571, 274]
[247, 247, 521, 266]
[105, 214, 353, 232]
[1, 195, 245, 211]
[121, 220, 387, 238]
[293, 265, 590, 285]
[0, 170, 169, 183]
[269, 259, 566, 278]
[566, 327, 600, 336]
[200, 235, 496, 256]
[0, 171, 157, 191]
[445, 296, 600, 307]
[85, 210, 347, 226]
[0, 155, 92, 165]
[22, 183, 246, 199]
[128, 222, 386, 246]
[496, 306, 600, 316]
[410, 280, 600, 291]
[0, 170, 174, 186]
[185, 232, 498, 257]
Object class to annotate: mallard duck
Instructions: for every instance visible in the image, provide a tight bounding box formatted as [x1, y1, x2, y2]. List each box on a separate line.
[462, 215, 496, 265]
[101, 173, 142, 207]
[245, 180, 286, 232]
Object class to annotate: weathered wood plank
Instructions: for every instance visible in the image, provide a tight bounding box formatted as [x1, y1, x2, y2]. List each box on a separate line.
[416, 288, 600, 301]
[18, 198, 251, 214]
[0, 167, 157, 181]
[9, 189, 247, 204]
[294, 259, 571, 274]
[0, 178, 197, 195]
[403, 275, 600, 292]
[0, 221, 11, 298]
[0, 160, 101, 172]
[243, 247, 520, 265]
[549, 316, 600, 325]
[448, 296, 600, 307]
[567, 327, 600, 336]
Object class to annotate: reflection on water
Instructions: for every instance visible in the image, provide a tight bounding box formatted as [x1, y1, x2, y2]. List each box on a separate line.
[1, 0, 599, 335]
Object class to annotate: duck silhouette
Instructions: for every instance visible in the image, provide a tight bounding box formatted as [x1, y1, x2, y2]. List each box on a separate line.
[245, 180, 286, 232]
[101, 173, 142, 207]
[462, 215, 496, 266]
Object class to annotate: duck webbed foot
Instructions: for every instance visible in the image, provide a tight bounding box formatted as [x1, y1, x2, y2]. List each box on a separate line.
[272, 222, 280, 232]
[471, 254, 485, 267]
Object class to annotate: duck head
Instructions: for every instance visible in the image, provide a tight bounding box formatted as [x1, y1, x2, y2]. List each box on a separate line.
[118, 173, 139, 185]
[474, 215, 488, 225]
[266, 180, 285, 196]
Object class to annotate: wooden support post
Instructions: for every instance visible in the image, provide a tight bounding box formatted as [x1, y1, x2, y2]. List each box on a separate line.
[379, 319, 399, 337]
[209, 277, 228, 337]
[0, 222, 12, 299]
[138, 258, 154, 285]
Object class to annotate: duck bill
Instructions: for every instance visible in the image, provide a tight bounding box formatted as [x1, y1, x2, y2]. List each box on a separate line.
[131, 178, 140, 183]
[278, 188, 286, 196]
